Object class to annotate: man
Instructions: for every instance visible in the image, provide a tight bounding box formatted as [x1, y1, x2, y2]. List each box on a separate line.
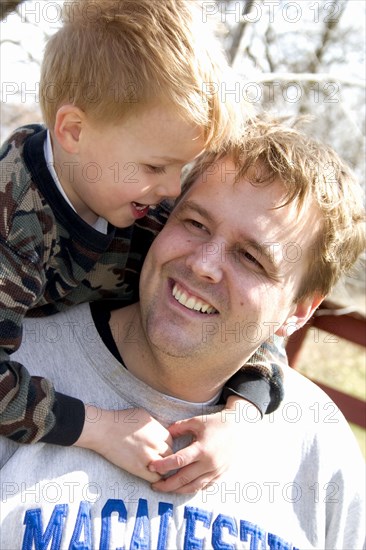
[1, 117, 365, 549]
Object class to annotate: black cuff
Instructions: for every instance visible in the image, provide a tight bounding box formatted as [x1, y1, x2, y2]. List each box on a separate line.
[221, 374, 271, 418]
[40, 392, 85, 446]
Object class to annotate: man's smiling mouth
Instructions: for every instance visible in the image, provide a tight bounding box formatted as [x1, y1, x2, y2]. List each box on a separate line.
[172, 283, 218, 314]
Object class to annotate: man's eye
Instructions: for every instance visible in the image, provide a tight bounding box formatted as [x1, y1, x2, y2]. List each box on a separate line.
[145, 165, 166, 174]
[190, 219, 204, 228]
[243, 251, 263, 269]
[185, 219, 207, 232]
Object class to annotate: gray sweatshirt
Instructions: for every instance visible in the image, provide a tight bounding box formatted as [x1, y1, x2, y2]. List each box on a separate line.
[0, 303, 364, 549]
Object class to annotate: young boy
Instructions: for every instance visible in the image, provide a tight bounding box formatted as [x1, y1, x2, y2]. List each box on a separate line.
[0, 0, 285, 489]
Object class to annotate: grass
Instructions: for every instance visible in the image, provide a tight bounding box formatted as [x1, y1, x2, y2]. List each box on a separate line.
[293, 328, 366, 458]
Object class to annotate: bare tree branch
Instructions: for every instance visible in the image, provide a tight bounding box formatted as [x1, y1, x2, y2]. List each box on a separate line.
[308, 0, 347, 73]
[0, 0, 26, 21]
[0, 38, 21, 47]
[227, 0, 257, 65]
[263, 25, 276, 73]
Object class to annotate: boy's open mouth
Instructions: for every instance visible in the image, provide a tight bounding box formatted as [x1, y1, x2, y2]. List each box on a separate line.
[132, 201, 149, 211]
[131, 202, 150, 218]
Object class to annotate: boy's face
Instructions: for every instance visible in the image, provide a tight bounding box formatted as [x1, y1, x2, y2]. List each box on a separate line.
[59, 104, 205, 227]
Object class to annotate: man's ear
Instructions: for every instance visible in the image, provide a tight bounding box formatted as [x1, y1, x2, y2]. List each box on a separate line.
[275, 293, 324, 337]
[53, 105, 84, 154]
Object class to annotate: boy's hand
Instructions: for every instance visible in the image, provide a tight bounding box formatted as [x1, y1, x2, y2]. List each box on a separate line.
[149, 396, 259, 494]
[74, 405, 173, 482]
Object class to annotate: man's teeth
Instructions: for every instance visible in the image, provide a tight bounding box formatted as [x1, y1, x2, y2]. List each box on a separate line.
[172, 284, 217, 314]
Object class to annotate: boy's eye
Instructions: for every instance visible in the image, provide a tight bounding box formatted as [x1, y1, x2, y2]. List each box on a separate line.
[145, 165, 166, 174]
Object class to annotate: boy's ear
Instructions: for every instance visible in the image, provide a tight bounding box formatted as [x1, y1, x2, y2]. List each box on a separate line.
[54, 105, 84, 154]
[275, 293, 324, 337]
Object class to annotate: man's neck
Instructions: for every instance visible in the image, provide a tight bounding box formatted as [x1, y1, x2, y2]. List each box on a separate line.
[109, 304, 225, 403]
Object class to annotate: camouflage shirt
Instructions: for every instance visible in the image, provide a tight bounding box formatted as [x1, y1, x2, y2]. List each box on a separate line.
[0, 125, 285, 445]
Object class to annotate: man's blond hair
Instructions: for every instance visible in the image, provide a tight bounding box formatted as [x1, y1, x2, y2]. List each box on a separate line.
[40, 0, 246, 150]
[182, 116, 366, 300]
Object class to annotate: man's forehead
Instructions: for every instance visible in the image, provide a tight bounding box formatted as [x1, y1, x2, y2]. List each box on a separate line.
[177, 172, 319, 268]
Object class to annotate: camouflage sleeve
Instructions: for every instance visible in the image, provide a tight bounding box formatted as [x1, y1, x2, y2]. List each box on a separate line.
[221, 335, 286, 416]
[0, 251, 84, 445]
[0, 352, 85, 445]
[0, 126, 86, 444]
[0, 217, 84, 444]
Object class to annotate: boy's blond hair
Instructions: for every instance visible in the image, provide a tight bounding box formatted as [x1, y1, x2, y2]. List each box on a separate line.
[182, 116, 366, 301]
[40, 0, 246, 150]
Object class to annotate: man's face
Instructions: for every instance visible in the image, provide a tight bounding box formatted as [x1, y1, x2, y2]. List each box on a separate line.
[139, 157, 321, 368]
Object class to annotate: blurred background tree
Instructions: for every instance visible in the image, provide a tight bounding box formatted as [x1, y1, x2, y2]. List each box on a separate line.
[211, 0, 365, 180]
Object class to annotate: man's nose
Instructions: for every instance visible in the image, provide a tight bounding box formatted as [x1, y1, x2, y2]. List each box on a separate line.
[185, 241, 224, 283]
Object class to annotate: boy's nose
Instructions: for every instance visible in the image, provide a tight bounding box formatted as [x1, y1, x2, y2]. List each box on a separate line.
[156, 174, 182, 199]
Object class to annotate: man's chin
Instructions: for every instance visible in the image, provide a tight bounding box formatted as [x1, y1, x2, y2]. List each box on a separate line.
[148, 328, 202, 359]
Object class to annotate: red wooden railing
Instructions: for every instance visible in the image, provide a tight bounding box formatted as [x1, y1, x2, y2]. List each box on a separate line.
[286, 304, 366, 428]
